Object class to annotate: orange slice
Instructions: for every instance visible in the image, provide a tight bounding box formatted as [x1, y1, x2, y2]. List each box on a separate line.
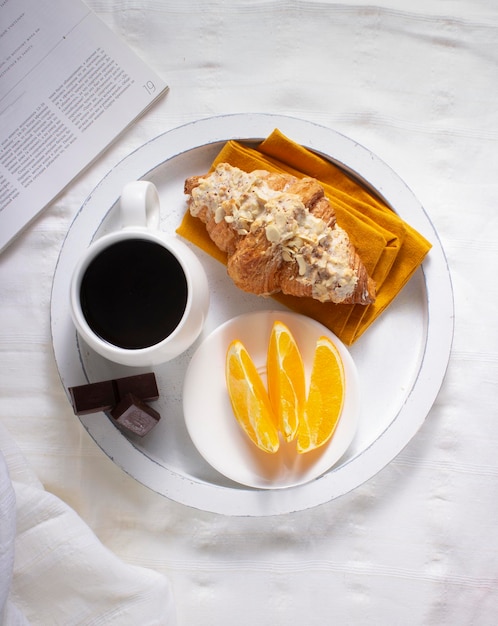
[226, 340, 280, 453]
[297, 335, 345, 454]
[267, 320, 306, 442]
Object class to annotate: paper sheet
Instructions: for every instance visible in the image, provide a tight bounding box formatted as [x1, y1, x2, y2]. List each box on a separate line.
[0, 0, 168, 252]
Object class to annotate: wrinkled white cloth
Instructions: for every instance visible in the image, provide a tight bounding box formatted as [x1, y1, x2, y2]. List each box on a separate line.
[1, 1, 498, 625]
[0, 447, 17, 625]
[0, 423, 176, 625]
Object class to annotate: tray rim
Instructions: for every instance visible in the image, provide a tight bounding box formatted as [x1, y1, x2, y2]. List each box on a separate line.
[50, 113, 454, 516]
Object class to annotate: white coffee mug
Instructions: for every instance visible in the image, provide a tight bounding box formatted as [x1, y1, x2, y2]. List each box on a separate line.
[69, 181, 209, 366]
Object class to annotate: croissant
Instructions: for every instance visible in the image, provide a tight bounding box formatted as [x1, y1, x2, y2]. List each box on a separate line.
[184, 163, 376, 305]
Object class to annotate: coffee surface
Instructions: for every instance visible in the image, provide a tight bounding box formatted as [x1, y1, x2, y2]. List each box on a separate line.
[80, 239, 188, 349]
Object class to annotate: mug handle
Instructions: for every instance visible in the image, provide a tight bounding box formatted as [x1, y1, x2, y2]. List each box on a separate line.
[120, 181, 160, 230]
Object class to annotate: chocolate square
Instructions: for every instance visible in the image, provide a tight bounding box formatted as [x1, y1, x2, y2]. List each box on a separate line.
[111, 393, 160, 437]
[69, 380, 117, 415]
[114, 372, 159, 402]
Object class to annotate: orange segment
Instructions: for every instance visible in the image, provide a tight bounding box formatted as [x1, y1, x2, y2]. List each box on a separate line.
[267, 320, 306, 442]
[297, 335, 345, 454]
[226, 340, 280, 453]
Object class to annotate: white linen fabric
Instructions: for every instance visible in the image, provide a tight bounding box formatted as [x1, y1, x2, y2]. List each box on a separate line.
[1, 1, 497, 624]
[0, 423, 176, 625]
[0, 448, 16, 625]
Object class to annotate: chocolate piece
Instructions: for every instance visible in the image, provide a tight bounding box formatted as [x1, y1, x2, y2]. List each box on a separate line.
[114, 373, 159, 403]
[68, 372, 159, 416]
[69, 380, 117, 415]
[111, 393, 160, 437]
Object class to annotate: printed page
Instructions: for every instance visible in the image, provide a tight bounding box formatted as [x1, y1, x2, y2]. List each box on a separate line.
[0, 0, 168, 252]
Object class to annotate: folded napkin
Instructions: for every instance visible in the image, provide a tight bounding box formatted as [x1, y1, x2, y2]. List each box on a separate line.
[177, 129, 431, 344]
[0, 422, 176, 626]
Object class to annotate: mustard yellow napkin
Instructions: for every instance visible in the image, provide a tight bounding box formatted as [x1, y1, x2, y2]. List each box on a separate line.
[177, 130, 431, 344]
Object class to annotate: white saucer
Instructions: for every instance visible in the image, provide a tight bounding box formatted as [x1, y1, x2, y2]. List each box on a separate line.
[183, 310, 360, 489]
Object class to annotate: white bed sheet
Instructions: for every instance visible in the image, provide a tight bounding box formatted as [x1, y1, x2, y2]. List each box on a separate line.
[1, 1, 497, 624]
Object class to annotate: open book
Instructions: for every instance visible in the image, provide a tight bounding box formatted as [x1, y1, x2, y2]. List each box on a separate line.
[0, 0, 168, 253]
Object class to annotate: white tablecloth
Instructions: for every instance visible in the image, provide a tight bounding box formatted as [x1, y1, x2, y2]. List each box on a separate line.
[1, 1, 497, 624]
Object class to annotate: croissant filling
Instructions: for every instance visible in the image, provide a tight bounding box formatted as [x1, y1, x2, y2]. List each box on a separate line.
[186, 163, 375, 305]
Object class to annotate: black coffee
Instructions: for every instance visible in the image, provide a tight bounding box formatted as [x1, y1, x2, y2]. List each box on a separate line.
[80, 239, 188, 350]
